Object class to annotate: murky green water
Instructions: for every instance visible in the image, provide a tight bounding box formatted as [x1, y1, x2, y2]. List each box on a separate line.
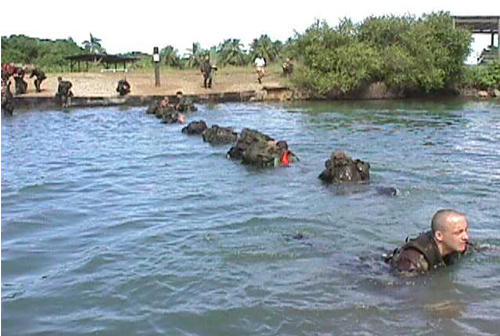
[2, 100, 500, 336]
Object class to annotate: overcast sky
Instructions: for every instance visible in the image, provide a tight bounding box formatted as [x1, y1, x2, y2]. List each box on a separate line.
[1, 0, 498, 63]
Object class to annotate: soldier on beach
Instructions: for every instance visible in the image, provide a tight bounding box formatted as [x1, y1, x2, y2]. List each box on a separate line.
[282, 57, 294, 76]
[55, 77, 73, 108]
[385, 209, 471, 276]
[13, 67, 27, 95]
[1, 63, 15, 85]
[29, 67, 47, 93]
[200, 54, 214, 89]
[254, 55, 266, 84]
[116, 78, 131, 96]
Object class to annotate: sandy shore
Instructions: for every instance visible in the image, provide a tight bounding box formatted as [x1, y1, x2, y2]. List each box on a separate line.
[19, 67, 286, 98]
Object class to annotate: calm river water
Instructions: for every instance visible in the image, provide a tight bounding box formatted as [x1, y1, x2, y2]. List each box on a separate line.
[2, 100, 500, 336]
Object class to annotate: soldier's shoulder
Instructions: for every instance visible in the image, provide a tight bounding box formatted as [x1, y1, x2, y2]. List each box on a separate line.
[393, 247, 429, 273]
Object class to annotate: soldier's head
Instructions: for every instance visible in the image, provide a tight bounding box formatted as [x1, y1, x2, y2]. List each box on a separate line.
[176, 91, 183, 98]
[431, 209, 469, 255]
[276, 140, 288, 151]
[57, 76, 63, 82]
[331, 151, 351, 166]
[160, 97, 169, 106]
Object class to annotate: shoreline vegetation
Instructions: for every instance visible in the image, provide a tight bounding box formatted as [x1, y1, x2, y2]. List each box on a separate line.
[2, 12, 500, 103]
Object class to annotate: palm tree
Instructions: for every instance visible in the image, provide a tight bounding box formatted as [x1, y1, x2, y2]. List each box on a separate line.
[82, 33, 106, 54]
[160, 45, 181, 67]
[185, 42, 203, 68]
[249, 34, 280, 63]
[217, 39, 247, 66]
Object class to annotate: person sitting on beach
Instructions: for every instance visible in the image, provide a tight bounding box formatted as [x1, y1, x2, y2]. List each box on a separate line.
[116, 78, 131, 96]
[385, 209, 471, 276]
[55, 77, 73, 108]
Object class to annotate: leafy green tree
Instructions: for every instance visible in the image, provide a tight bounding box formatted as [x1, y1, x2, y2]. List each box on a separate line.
[160, 45, 181, 67]
[1, 35, 39, 64]
[217, 39, 246, 66]
[249, 34, 281, 63]
[82, 33, 106, 54]
[185, 42, 203, 68]
[292, 12, 472, 96]
[2, 35, 83, 71]
[463, 61, 500, 90]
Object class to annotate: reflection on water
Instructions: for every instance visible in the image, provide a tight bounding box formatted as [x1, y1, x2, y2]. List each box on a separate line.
[2, 99, 500, 336]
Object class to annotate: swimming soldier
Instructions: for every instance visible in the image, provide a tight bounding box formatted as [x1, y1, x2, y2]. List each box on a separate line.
[385, 209, 471, 276]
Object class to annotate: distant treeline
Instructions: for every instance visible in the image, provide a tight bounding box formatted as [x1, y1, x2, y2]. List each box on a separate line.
[2, 12, 499, 95]
[1, 36, 84, 72]
[1, 33, 292, 71]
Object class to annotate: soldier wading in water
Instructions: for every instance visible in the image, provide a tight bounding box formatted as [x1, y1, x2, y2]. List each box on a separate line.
[385, 209, 471, 276]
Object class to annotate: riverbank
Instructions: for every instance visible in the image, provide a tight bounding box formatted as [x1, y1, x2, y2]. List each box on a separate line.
[12, 67, 302, 109]
[10, 67, 499, 110]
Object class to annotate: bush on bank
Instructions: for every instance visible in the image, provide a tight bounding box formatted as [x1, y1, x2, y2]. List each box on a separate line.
[290, 12, 476, 97]
[461, 61, 500, 90]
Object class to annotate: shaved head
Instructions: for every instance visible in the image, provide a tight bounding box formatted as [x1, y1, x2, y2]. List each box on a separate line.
[431, 209, 466, 234]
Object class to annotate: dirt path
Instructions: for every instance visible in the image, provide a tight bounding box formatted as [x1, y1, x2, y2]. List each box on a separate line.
[19, 67, 286, 98]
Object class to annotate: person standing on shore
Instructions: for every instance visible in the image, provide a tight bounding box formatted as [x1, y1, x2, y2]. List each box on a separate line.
[254, 55, 266, 84]
[1, 80, 14, 116]
[282, 57, 294, 76]
[13, 67, 27, 95]
[200, 54, 213, 89]
[29, 67, 47, 93]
